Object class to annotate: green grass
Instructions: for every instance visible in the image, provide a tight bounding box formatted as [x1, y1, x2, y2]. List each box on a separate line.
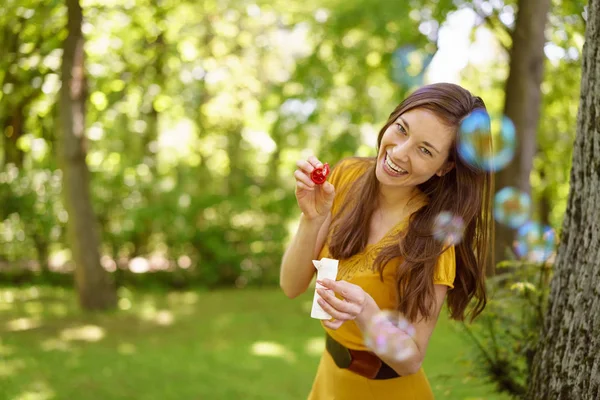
[0, 285, 509, 400]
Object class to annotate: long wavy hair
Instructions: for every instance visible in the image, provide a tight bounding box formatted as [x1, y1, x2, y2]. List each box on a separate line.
[328, 83, 493, 322]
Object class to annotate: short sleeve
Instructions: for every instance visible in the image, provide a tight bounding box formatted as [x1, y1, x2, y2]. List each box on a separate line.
[328, 157, 365, 189]
[433, 246, 456, 289]
[328, 157, 370, 217]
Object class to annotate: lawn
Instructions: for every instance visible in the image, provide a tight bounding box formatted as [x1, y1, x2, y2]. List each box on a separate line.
[0, 285, 509, 400]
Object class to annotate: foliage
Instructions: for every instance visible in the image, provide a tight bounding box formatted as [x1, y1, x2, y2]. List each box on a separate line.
[532, 0, 586, 230]
[461, 259, 552, 398]
[455, 2, 586, 393]
[0, 0, 587, 290]
[458, 0, 586, 231]
[0, 165, 66, 269]
[0, 0, 463, 287]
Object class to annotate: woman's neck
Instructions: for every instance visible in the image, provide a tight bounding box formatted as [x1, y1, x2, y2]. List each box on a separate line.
[377, 184, 421, 215]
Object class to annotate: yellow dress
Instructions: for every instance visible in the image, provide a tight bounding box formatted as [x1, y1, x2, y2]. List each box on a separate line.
[308, 158, 456, 400]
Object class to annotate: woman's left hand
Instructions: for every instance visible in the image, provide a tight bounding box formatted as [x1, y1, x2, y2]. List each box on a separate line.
[316, 279, 374, 330]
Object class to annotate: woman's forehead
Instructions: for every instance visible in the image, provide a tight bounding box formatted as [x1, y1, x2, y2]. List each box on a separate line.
[396, 109, 455, 142]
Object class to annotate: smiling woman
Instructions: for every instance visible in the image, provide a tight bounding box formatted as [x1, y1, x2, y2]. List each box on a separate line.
[280, 83, 493, 400]
[376, 108, 456, 187]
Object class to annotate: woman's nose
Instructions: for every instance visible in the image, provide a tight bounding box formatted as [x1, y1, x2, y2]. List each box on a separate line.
[390, 144, 410, 163]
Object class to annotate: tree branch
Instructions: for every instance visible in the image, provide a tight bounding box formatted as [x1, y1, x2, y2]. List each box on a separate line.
[470, 5, 512, 53]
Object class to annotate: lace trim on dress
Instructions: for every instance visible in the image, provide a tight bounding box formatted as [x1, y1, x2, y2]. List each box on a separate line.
[335, 227, 404, 281]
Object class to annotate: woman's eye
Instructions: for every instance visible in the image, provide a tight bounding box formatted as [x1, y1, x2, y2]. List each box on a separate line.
[395, 123, 407, 135]
[420, 147, 432, 156]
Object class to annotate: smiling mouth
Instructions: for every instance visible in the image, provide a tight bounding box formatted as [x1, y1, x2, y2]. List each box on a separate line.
[384, 153, 408, 175]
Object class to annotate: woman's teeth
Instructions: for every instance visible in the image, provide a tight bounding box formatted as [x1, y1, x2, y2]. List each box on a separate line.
[386, 154, 407, 174]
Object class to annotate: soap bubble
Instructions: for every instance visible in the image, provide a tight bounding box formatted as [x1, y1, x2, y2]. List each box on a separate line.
[391, 46, 434, 88]
[433, 212, 465, 245]
[365, 310, 416, 361]
[458, 110, 516, 172]
[494, 187, 531, 228]
[514, 222, 557, 263]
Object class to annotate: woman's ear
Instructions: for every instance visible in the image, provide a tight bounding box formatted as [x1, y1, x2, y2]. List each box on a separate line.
[436, 161, 455, 177]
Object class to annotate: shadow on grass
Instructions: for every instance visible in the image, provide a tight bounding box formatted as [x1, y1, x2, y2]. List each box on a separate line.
[0, 286, 509, 400]
[0, 286, 326, 400]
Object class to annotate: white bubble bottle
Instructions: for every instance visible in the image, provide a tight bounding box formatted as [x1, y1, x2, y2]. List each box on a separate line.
[310, 258, 339, 320]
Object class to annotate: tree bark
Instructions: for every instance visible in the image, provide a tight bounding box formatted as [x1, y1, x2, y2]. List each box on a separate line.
[527, 1, 600, 398]
[58, 0, 115, 310]
[1, 24, 25, 168]
[3, 106, 25, 168]
[538, 169, 552, 226]
[493, 0, 551, 266]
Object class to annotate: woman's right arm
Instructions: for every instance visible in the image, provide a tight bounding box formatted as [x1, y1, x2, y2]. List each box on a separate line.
[279, 156, 336, 298]
[279, 213, 331, 298]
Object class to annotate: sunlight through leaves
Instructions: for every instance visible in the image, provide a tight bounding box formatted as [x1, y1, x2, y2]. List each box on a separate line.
[59, 325, 105, 342]
[6, 317, 41, 332]
[0, 359, 25, 378]
[304, 337, 325, 356]
[13, 381, 55, 400]
[250, 341, 296, 363]
[117, 342, 137, 355]
[40, 338, 70, 352]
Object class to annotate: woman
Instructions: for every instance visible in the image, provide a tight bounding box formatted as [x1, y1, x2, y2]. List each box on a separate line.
[280, 82, 492, 399]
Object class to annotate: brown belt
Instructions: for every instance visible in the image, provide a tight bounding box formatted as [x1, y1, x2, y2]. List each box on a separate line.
[325, 333, 400, 380]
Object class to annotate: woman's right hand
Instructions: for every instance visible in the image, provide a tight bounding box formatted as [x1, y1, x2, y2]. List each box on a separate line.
[294, 156, 335, 221]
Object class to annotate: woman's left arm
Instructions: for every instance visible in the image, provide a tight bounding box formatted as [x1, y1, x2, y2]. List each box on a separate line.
[316, 279, 448, 376]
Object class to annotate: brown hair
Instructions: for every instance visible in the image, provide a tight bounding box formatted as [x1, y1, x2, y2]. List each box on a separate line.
[328, 83, 492, 322]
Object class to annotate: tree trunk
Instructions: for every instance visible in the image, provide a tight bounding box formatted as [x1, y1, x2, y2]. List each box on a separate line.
[538, 169, 552, 226]
[493, 0, 551, 267]
[226, 122, 244, 196]
[3, 104, 25, 167]
[58, 0, 116, 311]
[527, 1, 600, 398]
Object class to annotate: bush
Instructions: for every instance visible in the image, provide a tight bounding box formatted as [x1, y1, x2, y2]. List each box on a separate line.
[462, 259, 552, 399]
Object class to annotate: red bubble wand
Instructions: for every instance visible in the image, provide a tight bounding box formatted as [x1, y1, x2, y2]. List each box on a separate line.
[310, 163, 330, 185]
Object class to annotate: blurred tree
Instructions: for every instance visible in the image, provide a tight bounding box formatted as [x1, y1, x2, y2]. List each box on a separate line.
[527, 0, 600, 397]
[58, 0, 115, 309]
[0, 0, 62, 167]
[0, 0, 67, 273]
[460, 0, 586, 238]
[532, 0, 586, 230]
[0, 0, 587, 292]
[492, 0, 552, 266]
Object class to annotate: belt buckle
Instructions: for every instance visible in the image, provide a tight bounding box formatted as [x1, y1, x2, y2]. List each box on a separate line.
[325, 334, 384, 379]
[348, 349, 382, 379]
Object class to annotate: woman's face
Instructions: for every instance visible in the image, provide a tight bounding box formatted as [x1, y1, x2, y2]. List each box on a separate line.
[375, 108, 456, 189]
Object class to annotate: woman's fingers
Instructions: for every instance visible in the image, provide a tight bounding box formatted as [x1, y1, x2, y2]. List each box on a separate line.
[296, 156, 324, 174]
[307, 155, 323, 170]
[294, 169, 315, 189]
[323, 318, 344, 330]
[322, 181, 335, 195]
[317, 288, 359, 315]
[317, 296, 354, 321]
[296, 159, 315, 174]
[296, 181, 314, 192]
[318, 279, 365, 305]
